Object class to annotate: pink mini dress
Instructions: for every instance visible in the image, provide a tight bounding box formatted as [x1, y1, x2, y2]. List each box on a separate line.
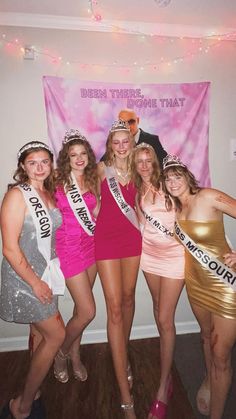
[55, 187, 96, 279]
[94, 179, 142, 260]
[140, 191, 184, 279]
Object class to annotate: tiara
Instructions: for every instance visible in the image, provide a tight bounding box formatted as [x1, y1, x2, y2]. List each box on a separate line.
[136, 142, 154, 150]
[110, 120, 130, 133]
[163, 154, 186, 170]
[63, 129, 87, 144]
[17, 142, 52, 159]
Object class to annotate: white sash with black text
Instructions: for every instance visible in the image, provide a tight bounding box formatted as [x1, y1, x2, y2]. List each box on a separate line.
[105, 166, 139, 231]
[142, 209, 174, 237]
[18, 183, 65, 295]
[175, 221, 236, 291]
[65, 172, 95, 236]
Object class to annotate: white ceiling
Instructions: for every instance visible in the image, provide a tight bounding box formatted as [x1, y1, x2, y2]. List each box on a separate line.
[0, 0, 236, 39]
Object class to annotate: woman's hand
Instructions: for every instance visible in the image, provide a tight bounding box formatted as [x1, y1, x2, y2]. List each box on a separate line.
[223, 250, 236, 268]
[32, 280, 53, 304]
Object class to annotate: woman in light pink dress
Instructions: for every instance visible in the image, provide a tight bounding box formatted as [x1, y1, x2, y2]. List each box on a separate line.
[131, 143, 184, 419]
[53, 130, 99, 383]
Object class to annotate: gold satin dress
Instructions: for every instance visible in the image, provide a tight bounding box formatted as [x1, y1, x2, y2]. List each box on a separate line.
[179, 220, 236, 319]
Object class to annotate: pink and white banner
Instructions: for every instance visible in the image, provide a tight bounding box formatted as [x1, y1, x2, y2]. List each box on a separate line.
[43, 77, 210, 186]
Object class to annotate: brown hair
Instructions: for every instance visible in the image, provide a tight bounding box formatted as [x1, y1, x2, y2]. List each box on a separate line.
[8, 141, 55, 196]
[56, 137, 98, 198]
[162, 165, 201, 211]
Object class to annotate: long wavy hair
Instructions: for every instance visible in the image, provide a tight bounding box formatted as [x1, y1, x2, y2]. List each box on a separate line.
[8, 141, 55, 196]
[103, 130, 135, 173]
[56, 137, 98, 197]
[162, 165, 201, 211]
[131, 145, 161, 203]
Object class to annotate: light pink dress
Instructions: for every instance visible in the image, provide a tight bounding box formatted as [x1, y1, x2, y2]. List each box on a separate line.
[140, 191, 184, 279]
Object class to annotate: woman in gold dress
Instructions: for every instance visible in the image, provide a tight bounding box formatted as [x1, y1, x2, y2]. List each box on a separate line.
[163, 155, 236, 419]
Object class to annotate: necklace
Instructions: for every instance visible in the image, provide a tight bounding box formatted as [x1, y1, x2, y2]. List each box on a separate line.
[114, 166, 129, 181]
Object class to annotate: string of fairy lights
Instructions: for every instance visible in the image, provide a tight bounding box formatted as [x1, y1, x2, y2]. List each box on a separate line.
[87, 0, 172, 20]
[0, 0, 235, 74]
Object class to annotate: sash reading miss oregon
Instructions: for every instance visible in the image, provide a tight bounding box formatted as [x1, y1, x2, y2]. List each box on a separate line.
[18, 183, 65, 295]
[175, 221, 236, 291]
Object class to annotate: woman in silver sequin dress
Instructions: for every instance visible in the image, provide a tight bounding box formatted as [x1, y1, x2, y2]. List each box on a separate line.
[0, 142, 65, 419]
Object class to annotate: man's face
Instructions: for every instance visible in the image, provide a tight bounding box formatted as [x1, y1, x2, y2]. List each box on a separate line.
[118, 110, 139, 136]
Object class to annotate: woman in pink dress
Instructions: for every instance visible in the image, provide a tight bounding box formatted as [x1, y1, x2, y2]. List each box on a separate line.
[94, 120, 142, 419]
[131, 143, 184, 419]
[53, 130, 99, 383]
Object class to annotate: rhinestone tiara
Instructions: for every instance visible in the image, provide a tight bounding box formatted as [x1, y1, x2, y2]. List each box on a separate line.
[110, 120, 130, 133]
[63, 129, 87, 144]
[163, 154, 186, 170]
[17, 142, 52, 159]
[136, 142, 154, 150]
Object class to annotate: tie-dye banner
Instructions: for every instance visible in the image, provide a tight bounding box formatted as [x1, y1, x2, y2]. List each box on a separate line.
[43, 77, 210, 186]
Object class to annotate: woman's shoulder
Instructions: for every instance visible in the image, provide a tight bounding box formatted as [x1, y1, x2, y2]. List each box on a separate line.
[197, 187, 223, 200]
[1, 186, 25, 216]
[2, 186, 24, 203]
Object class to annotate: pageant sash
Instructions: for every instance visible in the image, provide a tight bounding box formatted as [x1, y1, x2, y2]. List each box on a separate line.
[18, 183, 65, 295]
[175, 221, 236, 291]
[142, 209, 174, 237]
[65, 172, 95, 236]
[105, 166, 139, 231]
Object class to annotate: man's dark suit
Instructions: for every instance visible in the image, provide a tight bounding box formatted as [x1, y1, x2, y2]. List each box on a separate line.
[138, 129, 167, 169]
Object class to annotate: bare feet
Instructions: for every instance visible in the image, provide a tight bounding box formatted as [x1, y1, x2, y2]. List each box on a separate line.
[196, 376, 211, 416]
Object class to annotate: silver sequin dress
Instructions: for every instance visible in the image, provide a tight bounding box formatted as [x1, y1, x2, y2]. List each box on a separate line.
[0, 208, 62, 323]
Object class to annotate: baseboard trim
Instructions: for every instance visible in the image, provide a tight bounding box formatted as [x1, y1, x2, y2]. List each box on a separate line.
[0, 321, 200, 352]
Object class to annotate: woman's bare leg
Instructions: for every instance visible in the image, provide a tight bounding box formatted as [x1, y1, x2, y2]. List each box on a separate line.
[97, 257, 139, 419]
[69, 264, 97, 373]
[190, 302, 212, 415]
[10, 312, 65, 419]
[60, 267, 96, 354]
[210, 314, 236, 419]
[145, 273, 184, 419]
[120, 257, 140, 346]
[54, 267, 96, 381]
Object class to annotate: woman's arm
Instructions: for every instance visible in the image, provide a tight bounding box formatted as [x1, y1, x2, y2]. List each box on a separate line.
[207, 188, 236, 218]
[0, 188, 52, 303]
[135, 194, 146, 235]
[93, 195, 101, 219]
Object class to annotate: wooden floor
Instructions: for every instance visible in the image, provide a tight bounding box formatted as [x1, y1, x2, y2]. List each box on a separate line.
[0, 337, 196, 419]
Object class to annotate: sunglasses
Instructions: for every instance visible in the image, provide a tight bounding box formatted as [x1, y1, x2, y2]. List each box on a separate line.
[127, 119, 136, 125]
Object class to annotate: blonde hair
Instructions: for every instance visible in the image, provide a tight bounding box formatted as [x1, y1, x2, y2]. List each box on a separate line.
[131, 144, 161, 203]
[103, 130, 135, 171]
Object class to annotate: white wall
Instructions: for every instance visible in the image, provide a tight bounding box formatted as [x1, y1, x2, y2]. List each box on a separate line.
[1, 25, 236, 351]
